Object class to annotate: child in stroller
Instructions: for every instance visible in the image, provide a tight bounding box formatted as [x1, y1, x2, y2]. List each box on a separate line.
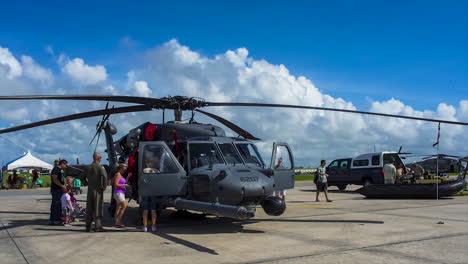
[65, 177, 86, 222]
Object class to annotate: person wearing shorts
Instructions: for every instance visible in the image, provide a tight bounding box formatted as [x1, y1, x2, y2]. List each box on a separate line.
[61, 188, 73, 226]
[113, 163, 128, 228]
[316, 160, 332, 202]
[141, 196, 158, 232]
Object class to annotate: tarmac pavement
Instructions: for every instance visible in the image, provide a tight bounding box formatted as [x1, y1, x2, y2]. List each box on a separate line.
[0, 182, 467, 264]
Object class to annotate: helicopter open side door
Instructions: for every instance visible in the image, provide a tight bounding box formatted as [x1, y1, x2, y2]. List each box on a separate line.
[270, 142, 295, 190]
[138, 141, 187, 196]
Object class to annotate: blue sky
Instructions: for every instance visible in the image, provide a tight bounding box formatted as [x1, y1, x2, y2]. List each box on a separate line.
[1, 0, 467, 109]
[0, 0, 467, 166]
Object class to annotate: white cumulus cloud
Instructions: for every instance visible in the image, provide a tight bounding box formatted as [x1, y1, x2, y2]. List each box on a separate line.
[133, 81, 152, 97]
[21, 55, 53, 83]
[0, 47, 22, 79]
[62, 58, 107, 85]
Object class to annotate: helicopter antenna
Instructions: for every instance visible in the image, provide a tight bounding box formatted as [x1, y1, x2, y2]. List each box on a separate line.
[162, 108, 165, 123]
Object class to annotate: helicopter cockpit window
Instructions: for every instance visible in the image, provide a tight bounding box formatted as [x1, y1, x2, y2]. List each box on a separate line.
[189, 143, 223, 169]
[142, 145, 179, 174]
[235, 143, 264, 167]
[218, 143, 243, 165]
[274, 145, 292, 170]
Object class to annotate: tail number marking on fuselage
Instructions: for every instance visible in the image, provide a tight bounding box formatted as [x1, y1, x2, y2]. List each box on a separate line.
[240, 177, 258, 182]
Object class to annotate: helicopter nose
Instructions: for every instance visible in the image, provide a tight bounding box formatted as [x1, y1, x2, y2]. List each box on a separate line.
[215, 170, 274, 205]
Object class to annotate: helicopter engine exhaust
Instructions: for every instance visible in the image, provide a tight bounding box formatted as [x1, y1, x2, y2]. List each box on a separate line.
[261, 196, 286, 216]
[174, 198, 255, 220]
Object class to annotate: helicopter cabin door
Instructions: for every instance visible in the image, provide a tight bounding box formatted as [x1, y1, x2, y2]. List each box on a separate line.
[270, 142, 295, 190]
[138, 141, 187, 196]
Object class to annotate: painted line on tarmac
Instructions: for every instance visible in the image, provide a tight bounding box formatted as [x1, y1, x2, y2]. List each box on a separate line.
[257, 204, 334, 212]
[287, 204, 335, 209]
[0, 218, 30, 264]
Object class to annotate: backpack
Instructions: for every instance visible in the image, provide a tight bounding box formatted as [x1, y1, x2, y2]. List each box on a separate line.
[314, 169, 319, 184]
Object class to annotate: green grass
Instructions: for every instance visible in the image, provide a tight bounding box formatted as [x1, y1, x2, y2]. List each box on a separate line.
[295, 174, 315, 181]
[1, 172, 51, 189]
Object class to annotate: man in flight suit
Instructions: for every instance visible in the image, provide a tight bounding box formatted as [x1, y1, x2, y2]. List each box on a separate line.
[85, 152, 108, 232]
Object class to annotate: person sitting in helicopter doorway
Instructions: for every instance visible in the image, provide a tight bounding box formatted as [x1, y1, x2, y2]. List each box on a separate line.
[316, 160, 332, 202]
[275, 157, 284, 169]
[143, 157, 161, 174]
[383, 157, 397, 184]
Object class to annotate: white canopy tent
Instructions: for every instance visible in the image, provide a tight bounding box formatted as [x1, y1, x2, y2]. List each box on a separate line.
[2, 151, 53, 171]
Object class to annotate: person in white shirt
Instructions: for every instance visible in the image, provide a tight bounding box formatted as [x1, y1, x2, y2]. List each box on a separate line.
[383, 157, 397, 184]
[61, 188, 73, 226]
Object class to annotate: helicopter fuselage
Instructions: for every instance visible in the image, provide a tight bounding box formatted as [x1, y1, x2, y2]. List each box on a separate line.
[105, 121, 295, 219]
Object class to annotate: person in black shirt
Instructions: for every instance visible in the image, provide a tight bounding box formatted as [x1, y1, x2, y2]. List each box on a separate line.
[49, 159, 68, 225]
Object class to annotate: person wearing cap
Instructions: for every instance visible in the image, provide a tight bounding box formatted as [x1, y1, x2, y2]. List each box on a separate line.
[85, 152, 108, 232]
[411, 162, 425, 180]
[113, 163, 128, 228]
[49, 159, 68, 225]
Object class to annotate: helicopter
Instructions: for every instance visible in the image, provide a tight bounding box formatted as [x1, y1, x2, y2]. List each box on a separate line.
[0, 95, 467, 220]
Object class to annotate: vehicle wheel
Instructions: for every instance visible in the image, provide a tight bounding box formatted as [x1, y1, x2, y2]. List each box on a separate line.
[337, 184, 347, 191]
[363, 179, 373, 186]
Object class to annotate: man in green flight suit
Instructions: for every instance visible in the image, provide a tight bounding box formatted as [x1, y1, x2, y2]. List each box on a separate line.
[85, 152, 108, 232]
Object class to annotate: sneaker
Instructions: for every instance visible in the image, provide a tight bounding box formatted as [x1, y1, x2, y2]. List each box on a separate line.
[151, 226, 157, 232]
[142, 227, 148, 232]
[327, 200, 333, 202]
[64, 224, 72, 227]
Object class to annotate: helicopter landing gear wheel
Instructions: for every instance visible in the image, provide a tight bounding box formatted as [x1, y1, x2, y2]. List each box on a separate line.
[363, 179, 373, 186]
[337, 184, 347, 191]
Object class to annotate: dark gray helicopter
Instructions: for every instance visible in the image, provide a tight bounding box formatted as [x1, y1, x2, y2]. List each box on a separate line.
[405, 154, 466, 175]
[0, 95, 467, 220]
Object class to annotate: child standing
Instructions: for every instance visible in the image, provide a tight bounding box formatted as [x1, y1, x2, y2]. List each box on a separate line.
[61, 187, 73, 226]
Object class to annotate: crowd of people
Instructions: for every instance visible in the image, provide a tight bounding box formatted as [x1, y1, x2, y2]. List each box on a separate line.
[48, 152, 158, 233]
[3, 169, 39, 190]
[383, 158, 427, 184]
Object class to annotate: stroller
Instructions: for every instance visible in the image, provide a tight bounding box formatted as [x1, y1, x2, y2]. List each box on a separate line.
[69, 194, 86, 223]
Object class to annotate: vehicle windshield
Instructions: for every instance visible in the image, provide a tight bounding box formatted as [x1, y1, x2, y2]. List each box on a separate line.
[188, 143, 223, 169]
[235, 143, 264, 167]
[218, 143, 243, 164]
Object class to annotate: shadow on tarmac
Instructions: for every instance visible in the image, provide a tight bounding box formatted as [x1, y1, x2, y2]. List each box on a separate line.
[248, 218, 384, 224]
[0, 211, 48, 215]
[153, 232, 219, 255]
[300, 189, 357, 194]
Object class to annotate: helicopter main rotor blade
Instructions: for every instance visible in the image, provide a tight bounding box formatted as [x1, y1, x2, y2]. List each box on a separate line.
[0, 105, 153, 134]
[195, 109, 260, 140]
[204, 102, 468, 126]
[0, 95, 167, 106]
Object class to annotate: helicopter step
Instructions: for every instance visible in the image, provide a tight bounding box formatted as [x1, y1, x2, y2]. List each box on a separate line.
[174, 197, 255, 220]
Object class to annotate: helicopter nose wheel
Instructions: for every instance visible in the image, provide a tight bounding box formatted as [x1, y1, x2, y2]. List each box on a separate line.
[261, 196, 286, 216]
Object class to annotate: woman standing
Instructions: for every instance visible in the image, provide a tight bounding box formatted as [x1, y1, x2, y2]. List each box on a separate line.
[113, 163, 128, 228]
